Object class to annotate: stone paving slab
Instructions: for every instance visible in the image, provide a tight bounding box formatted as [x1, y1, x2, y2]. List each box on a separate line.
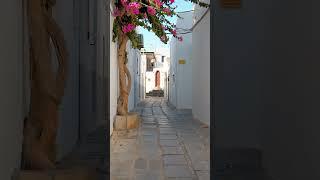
[160, 130, 177, 135]
[196, 171, 210, 180]
[160, 140, 180, 147]
[160, 134, 178, 140]
[110, 98, 210, 180]
[161, 146, 184, 155]
[163, 155, 188, 165]
[164, 165, 193, 178]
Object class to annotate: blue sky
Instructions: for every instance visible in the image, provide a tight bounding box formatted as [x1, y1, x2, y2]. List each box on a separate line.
[137, 0, 193, 51]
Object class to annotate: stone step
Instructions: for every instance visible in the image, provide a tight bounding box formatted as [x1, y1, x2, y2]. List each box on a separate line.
[146, 90, 164, 97]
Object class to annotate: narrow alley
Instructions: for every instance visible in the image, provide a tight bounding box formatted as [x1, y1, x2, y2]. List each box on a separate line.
[3, 0, 320, 179]
[111, 98, 210, 180]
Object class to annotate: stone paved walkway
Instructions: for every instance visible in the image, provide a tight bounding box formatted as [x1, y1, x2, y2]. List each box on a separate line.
[111, 97, 210, 180]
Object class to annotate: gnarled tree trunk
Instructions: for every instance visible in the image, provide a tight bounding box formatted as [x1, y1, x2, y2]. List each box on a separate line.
[117, 34, 132, 115]
[22, 0, 68, 169]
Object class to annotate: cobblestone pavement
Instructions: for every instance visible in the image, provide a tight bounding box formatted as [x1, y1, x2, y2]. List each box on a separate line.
[111, 97, 210, 180]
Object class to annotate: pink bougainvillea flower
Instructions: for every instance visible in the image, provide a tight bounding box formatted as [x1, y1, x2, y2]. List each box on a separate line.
[120, 0, 128, 6]
[126, 2, 141, 15]
[171, 29, 177, 36]
[127, 24, 136, 32]
[163, 8, 171, 15]
[161, 25, 166, 30]
[170, 0, 175, 3]
[122, 24, 136, 33]
[112, 8, 121, 17]
[144, 13, 148, 18]
[147, 6, 156, 15]
[161, 35, 165, 41]
[122, 26, 128, 33]
[178, 36, 183, 42]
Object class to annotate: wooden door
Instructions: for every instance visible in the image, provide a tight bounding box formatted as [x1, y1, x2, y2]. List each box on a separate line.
[155, 71, 160, 88]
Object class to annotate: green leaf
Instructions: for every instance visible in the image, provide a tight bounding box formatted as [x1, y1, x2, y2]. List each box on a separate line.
[112, 20, 120, 42]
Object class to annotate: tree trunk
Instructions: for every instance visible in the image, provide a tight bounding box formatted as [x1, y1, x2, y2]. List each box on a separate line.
[23, 0, 68, 169]
[117, 34, 132, 115]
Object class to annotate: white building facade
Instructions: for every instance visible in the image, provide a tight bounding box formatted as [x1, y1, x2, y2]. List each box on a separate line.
[169, 11, 193, 109]
[109, 9, 118, 135]
[191, 2, 210, 126]
[154, 48, 170, 98]
[142, 49, 170, 97]
[127, 42, 142, 111]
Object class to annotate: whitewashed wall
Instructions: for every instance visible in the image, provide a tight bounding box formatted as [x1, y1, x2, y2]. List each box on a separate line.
[159, 70, 167, 92]
[0, 0, 24, 179]
[169, 11, 193, 109]
[109, 8, 118, 135]
[126, 44, 133, 111]
[127, 43, 141, 111]
[134, 49, 141, 104]
[133, 50, 141, 106]
[192, 3, 210, 125]
[145, 71, 155, 93]
[155, 49, 170, 95]
[164, 57, 170, 98]
[145, 68, 167, 92]
[140, 54, 147, 100]
[169, 39, 177, 107]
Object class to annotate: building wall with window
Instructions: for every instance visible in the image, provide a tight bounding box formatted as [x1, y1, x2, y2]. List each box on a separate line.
[144, 50, 169, 95]
[154, 48, 170, 97]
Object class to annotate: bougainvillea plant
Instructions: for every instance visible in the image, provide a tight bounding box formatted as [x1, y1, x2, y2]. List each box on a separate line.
[112, 0, 209, 116]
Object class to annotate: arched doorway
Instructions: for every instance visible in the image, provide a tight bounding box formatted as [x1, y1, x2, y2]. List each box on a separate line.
[155, 71, 160, 89]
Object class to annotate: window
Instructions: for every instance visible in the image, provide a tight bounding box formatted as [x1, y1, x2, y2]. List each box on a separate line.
[162, 56, 165, 63]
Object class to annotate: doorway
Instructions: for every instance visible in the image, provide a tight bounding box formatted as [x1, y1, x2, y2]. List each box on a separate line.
[155, 70, 160, 89]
